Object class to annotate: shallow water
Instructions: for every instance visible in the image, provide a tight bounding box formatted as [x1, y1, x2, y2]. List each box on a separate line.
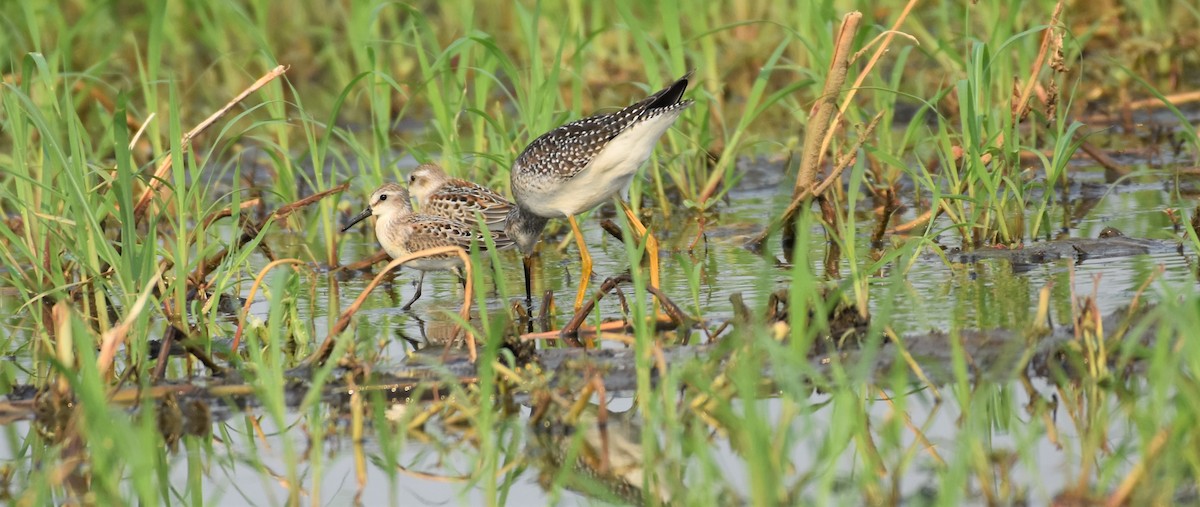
[297, 167, 1194, 503]
[335, 165, 1193, 343]
[2, 159, 1197, 504]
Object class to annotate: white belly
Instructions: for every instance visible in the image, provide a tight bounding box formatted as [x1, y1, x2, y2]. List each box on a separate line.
[528, 169, 634, 217]
[403, 256, 463, 272]
[524, 110, 683, 217]
[376, 218, 465, 272]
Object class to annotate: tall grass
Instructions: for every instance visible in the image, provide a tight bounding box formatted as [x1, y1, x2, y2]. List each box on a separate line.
[1, 0, 1199, 504]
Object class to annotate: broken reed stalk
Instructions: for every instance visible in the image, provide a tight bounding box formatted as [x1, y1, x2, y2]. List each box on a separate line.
[1126, 90, 1200, 110]
[305, 246, 477, 366]
[750, 4, 920, 251]
[150, 325, 179, 382]
[558, 275, 630, 346]
[792, 12, 861, 199]
[96, 265, 165, 378]
[750, 111, 884, 249]
[270, 181, 351, 221]
[886, 206, 935, 235]
[1078, 138, 1126, 176]
[745, 12, 860, 250]
[868, 188, 900, 247]
[51, 302, 72, 396]
[520, 318, 677, 342]
[816, 0, 918, 171]
[809, 2, 915, 256]
[197, 198, 261, 231]
[1012, 1, 1064, 124]
[132, 65, 289, 222]
[160, 340, 225, 377]
[517, 273, 686, 342]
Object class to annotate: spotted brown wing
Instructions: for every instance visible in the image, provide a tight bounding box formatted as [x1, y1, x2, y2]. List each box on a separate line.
[512, 72, 694, 183]
[425, 180, 514, 226]
[405, 214, 513, 255]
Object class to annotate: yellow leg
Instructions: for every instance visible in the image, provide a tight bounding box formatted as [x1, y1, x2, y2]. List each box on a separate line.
[618, 200, 660, 291]
[568, 215, 592, 312]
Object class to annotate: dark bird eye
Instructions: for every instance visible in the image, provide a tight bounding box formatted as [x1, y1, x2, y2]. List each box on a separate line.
[379, 194, 388, 201]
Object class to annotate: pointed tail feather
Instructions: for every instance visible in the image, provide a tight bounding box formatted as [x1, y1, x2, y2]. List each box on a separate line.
[643, 70, 694, 111]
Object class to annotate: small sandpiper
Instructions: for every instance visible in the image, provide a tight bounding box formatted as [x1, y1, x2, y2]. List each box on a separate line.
[504, 72, 694, 310]
[343, 183, 511, 310]
[407, 163, 513, 228]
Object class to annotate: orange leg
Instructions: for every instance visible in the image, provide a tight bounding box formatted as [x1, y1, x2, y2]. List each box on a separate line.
[568, 215, 593, 312]
[618, 200, 660, 291]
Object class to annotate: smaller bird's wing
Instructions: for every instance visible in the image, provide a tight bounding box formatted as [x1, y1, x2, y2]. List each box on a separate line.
[427, 180, 514, 226]
[406, 215, 513, 254]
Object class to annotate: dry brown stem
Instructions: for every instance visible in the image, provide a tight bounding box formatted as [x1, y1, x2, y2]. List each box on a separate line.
[792, 12, 862, 197]
[96, 265, 165, 378]
[133, 65, 289, 222]
[305, 246, 477, 365]
[1012, 2, 1063, 124]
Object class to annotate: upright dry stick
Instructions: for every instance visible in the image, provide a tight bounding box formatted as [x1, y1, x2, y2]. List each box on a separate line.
[816, 0, 919, 176]
[792, 12, 862, 197]
[750, 111, 882, 249]
[1011, 1, 1064, 124]
[745, 12, 861, 250]
[754, 4, 921, 249]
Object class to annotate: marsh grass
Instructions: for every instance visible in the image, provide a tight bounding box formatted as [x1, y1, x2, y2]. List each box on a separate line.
[2, 0, 1200, 504]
